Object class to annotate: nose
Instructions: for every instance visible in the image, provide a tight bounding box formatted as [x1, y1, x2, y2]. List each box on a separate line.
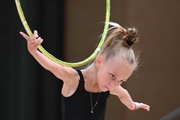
[109, 80, 117, 87]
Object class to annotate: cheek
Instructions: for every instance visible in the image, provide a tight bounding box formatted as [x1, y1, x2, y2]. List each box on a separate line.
[97, 71, 109, 85]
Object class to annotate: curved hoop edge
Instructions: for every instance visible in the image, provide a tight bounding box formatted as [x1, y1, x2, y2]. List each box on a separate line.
[15, 0, 110, 67]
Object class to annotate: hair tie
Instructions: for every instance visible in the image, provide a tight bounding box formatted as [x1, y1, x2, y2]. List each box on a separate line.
[126, 39, 134, 47]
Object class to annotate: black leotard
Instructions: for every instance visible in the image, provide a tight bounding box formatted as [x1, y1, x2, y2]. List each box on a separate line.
[61, 70, 110, 120]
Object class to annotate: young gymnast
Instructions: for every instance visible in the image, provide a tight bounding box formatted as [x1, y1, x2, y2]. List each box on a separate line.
[20, 22, 150, 120]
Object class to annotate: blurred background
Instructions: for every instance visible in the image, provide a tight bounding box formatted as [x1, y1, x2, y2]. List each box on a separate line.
[0, 0, 180, 120]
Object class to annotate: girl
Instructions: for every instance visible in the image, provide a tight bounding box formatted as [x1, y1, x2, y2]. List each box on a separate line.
[20, 23, 150, 120]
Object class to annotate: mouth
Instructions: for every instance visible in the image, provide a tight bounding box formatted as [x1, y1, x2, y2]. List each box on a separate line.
[105, 86, 110, 90]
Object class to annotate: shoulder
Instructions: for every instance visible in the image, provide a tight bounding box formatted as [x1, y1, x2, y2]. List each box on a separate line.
[51, 64, 79, 83]
[61, 68, 81, 97]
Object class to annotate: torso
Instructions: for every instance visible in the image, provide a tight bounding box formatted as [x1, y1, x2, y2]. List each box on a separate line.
[61, 69, 110, 120]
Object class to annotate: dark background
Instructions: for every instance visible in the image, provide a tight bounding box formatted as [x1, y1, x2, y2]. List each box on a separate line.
[1, 0, 180, 120]
[1, 0, 65, 120]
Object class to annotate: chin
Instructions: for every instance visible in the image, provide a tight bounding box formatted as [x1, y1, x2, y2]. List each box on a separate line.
[99, 85, 109, 92]
[101, 90, 107, 92]
[100, 88, 109, 92]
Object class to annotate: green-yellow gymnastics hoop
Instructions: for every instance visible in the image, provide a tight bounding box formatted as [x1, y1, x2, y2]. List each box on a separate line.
[15, 0, 110, 67]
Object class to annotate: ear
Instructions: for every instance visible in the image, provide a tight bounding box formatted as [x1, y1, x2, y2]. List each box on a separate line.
[95, 55, 104, 67]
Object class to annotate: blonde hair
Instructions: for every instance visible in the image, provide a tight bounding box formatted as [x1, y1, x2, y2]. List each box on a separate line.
[90, 22, 139, 70]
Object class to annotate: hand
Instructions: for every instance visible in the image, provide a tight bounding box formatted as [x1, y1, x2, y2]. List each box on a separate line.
[20, 30, 43, 54]
[134, 102, 150, 111]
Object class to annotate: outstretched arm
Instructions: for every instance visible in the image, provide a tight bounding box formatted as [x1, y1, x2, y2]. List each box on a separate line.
[20, 30, 75, 82]
[110, 86, 150, 111]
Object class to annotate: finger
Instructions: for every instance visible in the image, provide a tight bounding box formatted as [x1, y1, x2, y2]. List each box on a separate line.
[29, 30, 39, 42]
[31, 37, 43, 46]
[34, 30, 38, 35]
[36, 37, 43, 44]
[19, 31, 30, 40]
[34, 30, 39, 38]
[146, 107, 150, 111]
[143, 105, 150, 111]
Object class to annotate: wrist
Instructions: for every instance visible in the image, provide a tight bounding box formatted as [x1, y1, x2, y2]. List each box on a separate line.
[30, 50, 38, 55]
[133, 102, 136, 110]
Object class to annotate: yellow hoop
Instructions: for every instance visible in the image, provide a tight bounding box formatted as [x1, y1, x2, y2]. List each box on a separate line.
[15, 0, 110, 67]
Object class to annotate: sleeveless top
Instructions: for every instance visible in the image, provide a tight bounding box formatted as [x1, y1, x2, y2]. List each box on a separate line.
[61, 70, 110, 120]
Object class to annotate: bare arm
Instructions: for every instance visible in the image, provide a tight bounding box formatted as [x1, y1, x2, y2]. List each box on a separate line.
[20, 30, 76, 82]
[110, 86, 150, 111]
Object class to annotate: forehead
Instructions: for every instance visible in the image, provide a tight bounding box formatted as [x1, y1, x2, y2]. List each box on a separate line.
[105, 56, 133, 78]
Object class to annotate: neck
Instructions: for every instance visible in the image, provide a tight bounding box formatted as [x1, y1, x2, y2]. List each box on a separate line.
[82, 65, 101, 92]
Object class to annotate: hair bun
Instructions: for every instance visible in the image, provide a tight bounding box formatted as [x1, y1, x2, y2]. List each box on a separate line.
[123, 27, 138, 47]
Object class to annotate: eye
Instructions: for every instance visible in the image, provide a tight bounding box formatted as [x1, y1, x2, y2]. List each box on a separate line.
[110, 73, 115, 79]
[118, 80, 124, 84]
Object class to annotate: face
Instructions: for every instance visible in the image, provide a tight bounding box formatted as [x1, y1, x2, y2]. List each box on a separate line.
[96, 55, 133, 92]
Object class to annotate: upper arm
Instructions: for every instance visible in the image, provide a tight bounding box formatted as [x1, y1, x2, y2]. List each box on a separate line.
[32, 51, 78, 82]
[48, 62, 77, 82]
[110, 85, 128, 98]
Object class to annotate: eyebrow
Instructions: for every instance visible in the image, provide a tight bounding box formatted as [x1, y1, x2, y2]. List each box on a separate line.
[113, 72, 127, 82]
